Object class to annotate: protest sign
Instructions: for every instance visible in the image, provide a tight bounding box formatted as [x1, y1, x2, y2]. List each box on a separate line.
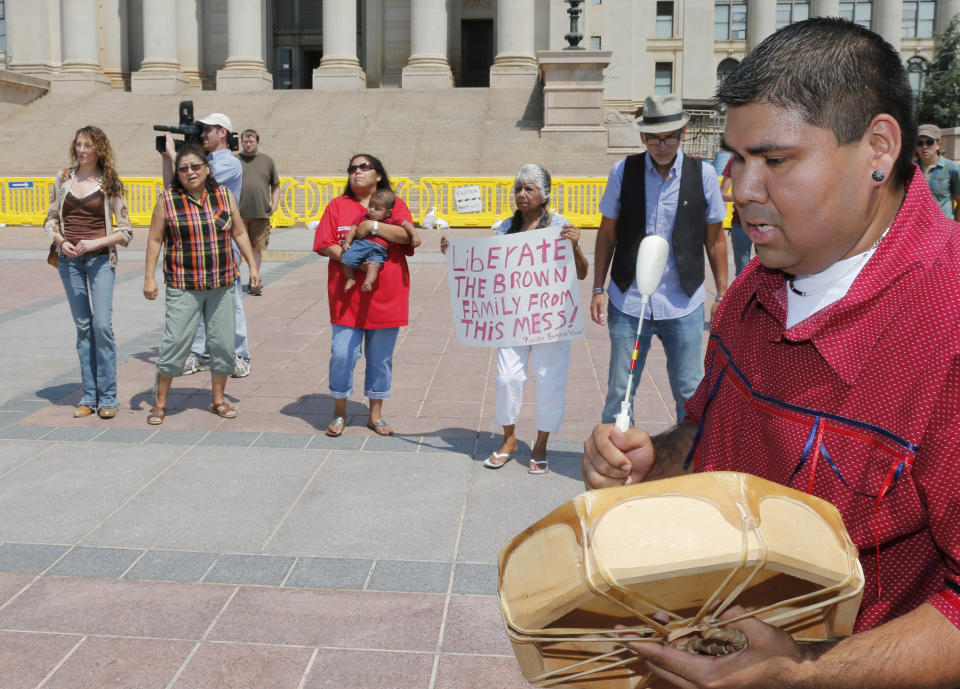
[446, 226, 584, 347]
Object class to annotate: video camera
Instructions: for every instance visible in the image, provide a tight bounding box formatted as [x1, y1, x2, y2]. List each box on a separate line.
[153, 100, 239, 153]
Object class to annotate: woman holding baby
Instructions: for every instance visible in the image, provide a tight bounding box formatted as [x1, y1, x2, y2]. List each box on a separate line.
[312, 153, 420, 438]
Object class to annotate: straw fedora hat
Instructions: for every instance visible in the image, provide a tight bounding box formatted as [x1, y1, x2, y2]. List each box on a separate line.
[635, 94, 690, 134]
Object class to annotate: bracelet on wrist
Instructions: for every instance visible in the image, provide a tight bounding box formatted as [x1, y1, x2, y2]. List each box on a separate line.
[714, 295, 723, 303]
[592, 287, 605, 295]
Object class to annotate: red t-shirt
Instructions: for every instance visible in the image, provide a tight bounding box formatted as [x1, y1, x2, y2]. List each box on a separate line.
[312, 194, 414, 329]
[684, 168, 960, 633]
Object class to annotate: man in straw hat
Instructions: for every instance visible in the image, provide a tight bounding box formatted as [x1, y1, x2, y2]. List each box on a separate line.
[590, 93, 728, 426]
[584, 17, 960, 688]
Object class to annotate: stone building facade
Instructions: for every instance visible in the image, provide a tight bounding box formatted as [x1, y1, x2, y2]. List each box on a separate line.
[4, 0, 959, 107]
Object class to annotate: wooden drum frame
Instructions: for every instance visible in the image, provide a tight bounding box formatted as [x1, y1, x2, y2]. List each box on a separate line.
[498, 472, 864, 688]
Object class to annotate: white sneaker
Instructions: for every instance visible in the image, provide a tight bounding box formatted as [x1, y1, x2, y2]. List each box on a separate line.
[232, 356, 251, 378]
[307, 220, 319, 232]
[182, 353, 210, 375]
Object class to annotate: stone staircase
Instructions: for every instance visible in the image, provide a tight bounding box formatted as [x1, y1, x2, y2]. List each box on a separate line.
[0, 87, 618, 179]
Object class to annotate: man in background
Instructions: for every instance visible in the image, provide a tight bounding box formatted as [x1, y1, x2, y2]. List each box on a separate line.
[590, 93, 727, 425]
[237, 129, 280, 296]
[916, 123, 960, 220]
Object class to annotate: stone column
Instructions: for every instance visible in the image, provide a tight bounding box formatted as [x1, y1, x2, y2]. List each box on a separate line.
[680, 0, 714, 99]
[490, 0, 538, 88]
[6, 0, 61, 78]
[810, 0, 840, 18]
[937, 0, 960, 33]
[313, 0, 366, 90]
[131, 0, 189, 93]
[217, 0, 273, 91]
[747, 0, 776, 50]
[98, 0, 129, 89]
[177, 0, 205, 89]
[56, 0, 112, 93]
[873, 0, 903, 53]
[402, 0, 454, 88]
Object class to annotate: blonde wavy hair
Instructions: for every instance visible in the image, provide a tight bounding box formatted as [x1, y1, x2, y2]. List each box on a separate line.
[68, 125, 123, 198]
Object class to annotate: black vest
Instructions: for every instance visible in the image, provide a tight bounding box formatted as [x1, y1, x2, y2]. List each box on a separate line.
[610, 152, 707, 297]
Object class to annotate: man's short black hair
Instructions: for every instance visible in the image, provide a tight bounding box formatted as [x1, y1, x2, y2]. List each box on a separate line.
[717, 17, 917, 186]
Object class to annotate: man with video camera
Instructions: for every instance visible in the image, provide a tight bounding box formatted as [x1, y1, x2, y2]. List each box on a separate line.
[160, 111, 252, 379]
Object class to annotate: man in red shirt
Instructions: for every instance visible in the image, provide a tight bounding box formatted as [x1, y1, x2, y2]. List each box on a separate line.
[583, 17, 960, 689]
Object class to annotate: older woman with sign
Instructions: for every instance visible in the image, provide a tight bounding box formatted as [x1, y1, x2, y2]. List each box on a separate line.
[443, 164, 588, 473]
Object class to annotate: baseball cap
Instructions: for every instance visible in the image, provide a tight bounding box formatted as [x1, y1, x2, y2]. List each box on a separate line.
[196, 113, 233, 130]
[918, 123, 941, 140]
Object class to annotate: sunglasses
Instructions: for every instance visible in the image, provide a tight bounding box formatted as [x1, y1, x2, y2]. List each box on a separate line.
[177, 162, 206, 173]
[917, 138, 938, 147]
[347, 162, 374, 173]
[645, 133, 681, 146]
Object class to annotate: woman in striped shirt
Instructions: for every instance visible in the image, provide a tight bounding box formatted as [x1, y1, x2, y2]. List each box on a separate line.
[142, 144, 261, 425]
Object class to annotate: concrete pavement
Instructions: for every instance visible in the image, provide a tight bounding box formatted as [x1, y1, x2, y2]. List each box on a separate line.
[0, 223, 697, 689]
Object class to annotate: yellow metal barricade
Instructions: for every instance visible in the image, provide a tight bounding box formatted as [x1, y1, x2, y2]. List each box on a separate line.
[551, 178, 605, 228]
[0, 178, 55, 225]
[271, 176, 301, 228]
[413, 177, 513, 228]
[0, 175, 615, 229]
[122, 178, 164, 226]
[300, 177, 347, 226]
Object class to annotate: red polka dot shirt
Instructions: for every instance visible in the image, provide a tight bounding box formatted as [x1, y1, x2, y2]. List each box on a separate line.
[685, 168, 960, 633]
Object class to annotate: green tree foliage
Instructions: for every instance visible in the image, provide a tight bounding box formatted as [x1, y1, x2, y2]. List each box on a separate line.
[917, 16, 960, 127]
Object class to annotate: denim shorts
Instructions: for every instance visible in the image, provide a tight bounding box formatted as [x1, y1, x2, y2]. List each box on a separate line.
[341, 239, 388, 268]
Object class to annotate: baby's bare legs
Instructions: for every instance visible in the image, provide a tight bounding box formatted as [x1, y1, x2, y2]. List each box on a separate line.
[361, 262, 382, 291]
[343, 265, 357, 292]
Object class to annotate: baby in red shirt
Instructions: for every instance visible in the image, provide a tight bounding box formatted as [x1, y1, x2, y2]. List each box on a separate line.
[341, 189, 420, 291]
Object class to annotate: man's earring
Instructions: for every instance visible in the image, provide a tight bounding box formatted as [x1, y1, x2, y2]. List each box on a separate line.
[872, 170, 886, 182]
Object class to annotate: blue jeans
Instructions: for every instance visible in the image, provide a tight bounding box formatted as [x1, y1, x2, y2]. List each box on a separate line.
[191, 276, 250, 360]
[602, 302, 704, 425]
[329, 325, 399, 399]
[58, 254, 118, 409]
[730, 222, 753, 276]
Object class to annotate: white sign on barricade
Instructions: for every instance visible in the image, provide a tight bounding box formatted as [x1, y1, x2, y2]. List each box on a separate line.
[453, 185, 483, 214]
[446, 226, 585, 347]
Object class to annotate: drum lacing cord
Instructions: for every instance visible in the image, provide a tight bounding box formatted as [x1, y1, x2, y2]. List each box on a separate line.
[504, 489, 864, 686]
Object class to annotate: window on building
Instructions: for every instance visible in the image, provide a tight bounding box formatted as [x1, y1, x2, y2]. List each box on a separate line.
[907, 56, 929, 99]
[776, 2, 810, 29]
[903, 1, 935, 38]
[839, 2, 872, 29]
[717, 58, 739, 89]
[591, 0, 602, 4]
[590, 35, 602, 50]
[656, 2, 674, 38]
[714, 1, 747, 41]
[655, 62, 673, 95]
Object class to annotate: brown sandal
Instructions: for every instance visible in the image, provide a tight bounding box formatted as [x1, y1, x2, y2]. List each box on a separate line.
[147, 405, 166, 425]
[208, 401, 238, 419]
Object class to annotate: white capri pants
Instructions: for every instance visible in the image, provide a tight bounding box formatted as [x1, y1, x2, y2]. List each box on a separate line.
[495, 339, 572, 433]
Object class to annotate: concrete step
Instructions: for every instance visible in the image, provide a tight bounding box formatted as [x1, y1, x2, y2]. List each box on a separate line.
[0, 87, 616, 178]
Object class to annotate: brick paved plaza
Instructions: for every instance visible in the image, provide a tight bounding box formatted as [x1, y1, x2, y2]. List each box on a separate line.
[0, 224, 700, 688]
